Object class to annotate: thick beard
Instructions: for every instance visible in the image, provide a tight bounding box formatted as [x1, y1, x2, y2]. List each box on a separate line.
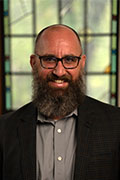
[32, 68, 85, 119]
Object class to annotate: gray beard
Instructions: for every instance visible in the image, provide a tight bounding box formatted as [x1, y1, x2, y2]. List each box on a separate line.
[32, 68, 85, 119]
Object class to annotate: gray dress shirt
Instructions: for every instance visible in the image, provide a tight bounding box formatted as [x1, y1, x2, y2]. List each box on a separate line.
[36, 110, 77, 180]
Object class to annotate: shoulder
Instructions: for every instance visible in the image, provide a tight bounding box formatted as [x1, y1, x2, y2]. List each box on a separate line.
[78, 96, 120, 136]
[79, 96, 120, 117]
[83, 96, 120, 109]
[0, 102, 37, 146]
[0, 102, 33, 117]
[0, 102, 36, 127]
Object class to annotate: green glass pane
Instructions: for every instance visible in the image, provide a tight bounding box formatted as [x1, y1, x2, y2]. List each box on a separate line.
[6, 90, 11, 110]
[86, 75, 110, 104]
[111, 97, 116, 106]
[36, 0, 58, 33]
[5, 60, 10, 73]
[86, 37, 110, 72]
[11, 14, 33, 34]
[111, 74, 116, 93]
[80, 36, 85, 54]
[11, 38, 33, 72]
[4, 17, 9, 35]
[10, 0, 32, 22]
[62, 0, 84, 32]
[87, 0, 111, 33]
[5, 74, 11, 87]
[4, 37, 10, 56]
[11, 75, 32, 109]
[112, 0, 117, 15]
[4, 0, 8, 11]
[111, 54, 116, 73]
[112, 20, 117, 33]
[10, 0, 33, 34]
[112, 35, 117, 49]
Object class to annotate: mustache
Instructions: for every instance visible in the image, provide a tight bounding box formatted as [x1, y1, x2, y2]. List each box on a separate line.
[46, 73, 72, 82]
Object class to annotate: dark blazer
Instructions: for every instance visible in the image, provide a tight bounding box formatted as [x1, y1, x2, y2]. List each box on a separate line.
[0, 96, 120, 180]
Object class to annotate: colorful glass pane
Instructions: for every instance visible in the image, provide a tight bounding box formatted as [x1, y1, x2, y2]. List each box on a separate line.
[36, 0, 58, 33]
[111, 54, 116, 73]
[4, 37, 10, 55]
[86, 37, 110, 72]
[110, 0, 118, 105]
[5, 75, 11, 110]
[5, 60, 10, 73]
[86, 75, 110, 103]
[62, 0, 84, 31]
[11, 75, 32, 109]
[6, 90, 11, 110]
[87, 0, 111, 33]
[11, 38, 33, 72]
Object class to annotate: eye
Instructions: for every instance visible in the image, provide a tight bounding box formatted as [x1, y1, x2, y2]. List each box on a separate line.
[64, 56, 77, 63]
[43, 56, 56, 62]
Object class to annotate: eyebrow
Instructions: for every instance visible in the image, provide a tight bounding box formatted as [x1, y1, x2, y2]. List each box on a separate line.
[38, 54, 80, 57]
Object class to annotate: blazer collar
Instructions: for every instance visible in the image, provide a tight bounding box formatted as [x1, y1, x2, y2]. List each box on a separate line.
[17, 102, 37, 180]
[18, 102, 37, 123]
[74, 96, 96, 179]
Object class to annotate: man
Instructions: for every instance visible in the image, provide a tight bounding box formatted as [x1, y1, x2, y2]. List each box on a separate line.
[0, 24, 120, 180]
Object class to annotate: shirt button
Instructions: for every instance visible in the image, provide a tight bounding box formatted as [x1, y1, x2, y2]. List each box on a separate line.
[57, 156, 62, 161]
[57, 128, 62, 133]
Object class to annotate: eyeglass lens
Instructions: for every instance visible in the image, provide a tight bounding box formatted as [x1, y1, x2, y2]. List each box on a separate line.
[41, 56, 79, 69]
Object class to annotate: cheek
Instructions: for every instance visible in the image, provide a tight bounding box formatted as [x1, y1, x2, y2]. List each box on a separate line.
[68, 68, 81, 81]
[38, 68, 52, 79]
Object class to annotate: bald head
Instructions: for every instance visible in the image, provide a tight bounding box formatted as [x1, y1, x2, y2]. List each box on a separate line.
[35, 24, 82, 53]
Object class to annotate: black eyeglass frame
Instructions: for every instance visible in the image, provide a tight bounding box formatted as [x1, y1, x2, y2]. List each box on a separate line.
[35, 54, 82, 69]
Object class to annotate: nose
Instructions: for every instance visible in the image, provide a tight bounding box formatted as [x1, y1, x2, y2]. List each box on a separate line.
[52, 61, 66, 77]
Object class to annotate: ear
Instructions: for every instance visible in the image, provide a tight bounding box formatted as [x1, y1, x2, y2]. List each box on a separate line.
[30, 54, 36, 70]
[81, 54, 86, 69]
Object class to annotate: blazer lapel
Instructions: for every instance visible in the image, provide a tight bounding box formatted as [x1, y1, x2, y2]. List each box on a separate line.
[17, 103, 37, 180]
[74, 96, 95, 180]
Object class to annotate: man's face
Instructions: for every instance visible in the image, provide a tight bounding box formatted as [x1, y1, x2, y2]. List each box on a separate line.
[30, 26, 86, 92]
[30, 26, 86, 119]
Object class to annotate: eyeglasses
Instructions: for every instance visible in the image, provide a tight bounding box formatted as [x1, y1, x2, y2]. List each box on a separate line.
[35, 54, 81, 69]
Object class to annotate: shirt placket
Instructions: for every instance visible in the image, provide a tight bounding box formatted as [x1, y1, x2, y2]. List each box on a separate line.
[54, 120, 65, 180]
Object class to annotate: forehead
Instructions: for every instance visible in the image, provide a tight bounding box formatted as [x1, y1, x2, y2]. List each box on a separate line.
[35, 26, 81, 52]
[38, 26, 80, 42]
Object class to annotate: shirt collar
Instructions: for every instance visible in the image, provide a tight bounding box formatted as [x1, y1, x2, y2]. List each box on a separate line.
[37, 109, 78, 124]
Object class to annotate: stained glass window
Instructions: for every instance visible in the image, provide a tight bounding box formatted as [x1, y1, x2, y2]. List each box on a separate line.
[3, 0, 119, 112]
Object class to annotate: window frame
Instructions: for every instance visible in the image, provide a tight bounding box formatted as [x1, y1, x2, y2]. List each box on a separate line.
[0, 0, 120, 114]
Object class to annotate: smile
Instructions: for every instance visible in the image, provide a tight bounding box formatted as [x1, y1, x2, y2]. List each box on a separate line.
[54, 80, 65, 83]
[48, 80, 68, 88]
